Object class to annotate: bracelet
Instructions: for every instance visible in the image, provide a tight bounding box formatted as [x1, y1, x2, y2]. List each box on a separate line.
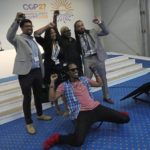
[94, 72, 99, 77]
[49, 84, 54, 88]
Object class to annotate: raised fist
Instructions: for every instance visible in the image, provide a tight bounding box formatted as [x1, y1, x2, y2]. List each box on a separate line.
[54, 10, 60, 16]
[16, 12, 25, 21]
[93, 18, 101, 24]
[89, 64, 96, 73]
[50, 74, 58, 82]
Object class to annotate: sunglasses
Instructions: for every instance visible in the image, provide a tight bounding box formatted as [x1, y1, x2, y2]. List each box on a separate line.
[69, 68, 78, 72]
[63, 29, 71, 33]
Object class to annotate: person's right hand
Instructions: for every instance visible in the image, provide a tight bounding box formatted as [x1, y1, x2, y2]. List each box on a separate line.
[48, 22, 55, 28]
[16, 12, 25, 20]
[50, 74, 58, 82]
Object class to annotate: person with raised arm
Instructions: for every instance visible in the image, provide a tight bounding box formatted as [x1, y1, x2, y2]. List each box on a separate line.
[43, 62, 130, 149]
[6, 12, 52, 135]
[74, 18, 114, 104]
[34, 11, 69, 117]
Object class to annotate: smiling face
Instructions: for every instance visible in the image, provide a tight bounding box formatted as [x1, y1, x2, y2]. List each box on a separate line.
[21, 22, 33, 36]
[61, 27, 71, 38]
[75, 21, 85, 34]
[67, 64, 79, 80]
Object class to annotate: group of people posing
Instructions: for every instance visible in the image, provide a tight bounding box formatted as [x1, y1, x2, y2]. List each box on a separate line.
[7, 11, 130, 150]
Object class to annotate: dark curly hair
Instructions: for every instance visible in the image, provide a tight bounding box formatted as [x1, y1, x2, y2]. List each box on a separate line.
[20, 19, 32, 28]
[44, 27, 59, 41]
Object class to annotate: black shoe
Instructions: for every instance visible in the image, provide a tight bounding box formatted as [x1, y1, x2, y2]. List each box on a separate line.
[103, 98, 114, 104]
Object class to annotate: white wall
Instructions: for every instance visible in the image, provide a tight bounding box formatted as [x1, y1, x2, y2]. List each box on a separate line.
[93, 0, 101, 18]
[0, 50, 15, 78]
[147, 0, 150, 56]
[94, 0, 142, 56]
[0, 0, 95, 79]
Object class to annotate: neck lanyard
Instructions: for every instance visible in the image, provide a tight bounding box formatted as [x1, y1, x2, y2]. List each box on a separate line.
[82, 34, 91, 50]
[53, 42, 60, 59]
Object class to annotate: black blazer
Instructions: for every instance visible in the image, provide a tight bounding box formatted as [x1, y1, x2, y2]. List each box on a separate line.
[34, 27, 64, 69]
[60, 36, 81, 65]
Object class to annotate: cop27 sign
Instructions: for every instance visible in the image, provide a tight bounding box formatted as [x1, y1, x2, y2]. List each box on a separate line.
[22, 0, 74, 23]
[22, 3, 48, 19]
[23, 4, 46, 10]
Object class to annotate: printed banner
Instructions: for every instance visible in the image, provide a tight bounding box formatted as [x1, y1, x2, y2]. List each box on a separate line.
[0, 0, 94, 50]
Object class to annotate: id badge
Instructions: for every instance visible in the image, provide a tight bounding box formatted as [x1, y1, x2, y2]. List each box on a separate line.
[34, 56, 39, 62]
[84, 52, 90, 57]
[55, 59, 60, 65]
[89, 50, 94, 55]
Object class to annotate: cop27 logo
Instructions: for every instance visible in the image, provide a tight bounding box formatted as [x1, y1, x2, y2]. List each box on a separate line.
[51, 0, 74, 23]
[22, 3, 48, 19]
[23, 4, 46, 11]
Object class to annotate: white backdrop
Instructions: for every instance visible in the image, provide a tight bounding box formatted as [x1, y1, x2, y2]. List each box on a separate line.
[0, 0, 95, 50]
[94, 0, 142, 56]
[0, 0, 96, 78]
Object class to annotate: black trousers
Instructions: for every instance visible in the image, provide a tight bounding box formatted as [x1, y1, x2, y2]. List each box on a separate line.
[59, 105, 130, 146]
[18, 68, 43, 124]
[44, 63, 63, 87]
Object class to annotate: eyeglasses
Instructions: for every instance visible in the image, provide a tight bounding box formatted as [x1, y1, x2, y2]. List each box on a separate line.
[69, 68, 78, 72]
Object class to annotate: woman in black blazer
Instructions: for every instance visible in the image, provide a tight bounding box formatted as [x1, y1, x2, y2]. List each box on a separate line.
[34, 14, 69, 117]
